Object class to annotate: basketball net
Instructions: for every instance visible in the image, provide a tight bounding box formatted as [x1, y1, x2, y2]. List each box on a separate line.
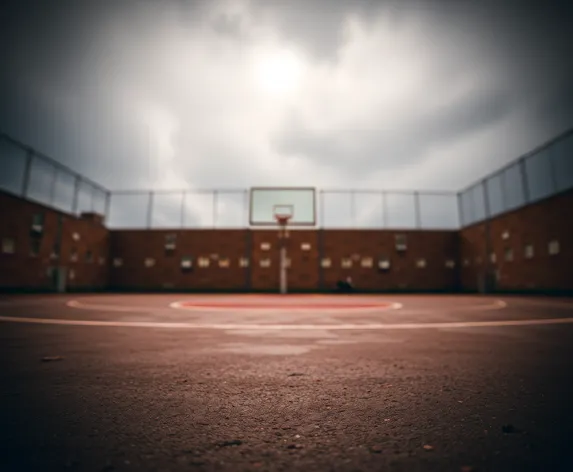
[275, 214, 291, 239]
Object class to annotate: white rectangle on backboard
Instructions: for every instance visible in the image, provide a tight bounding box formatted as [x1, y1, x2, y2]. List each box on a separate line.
[249, 187, 316, 226]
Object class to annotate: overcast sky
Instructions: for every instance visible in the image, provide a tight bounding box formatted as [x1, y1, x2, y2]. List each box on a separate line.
[1, 0, 572, 227]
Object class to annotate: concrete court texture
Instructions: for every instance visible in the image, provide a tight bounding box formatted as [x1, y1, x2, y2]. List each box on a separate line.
[1, 293, 573, 471]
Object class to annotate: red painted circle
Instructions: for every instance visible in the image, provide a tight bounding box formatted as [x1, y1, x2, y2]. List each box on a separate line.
[176, 301, 393, 309]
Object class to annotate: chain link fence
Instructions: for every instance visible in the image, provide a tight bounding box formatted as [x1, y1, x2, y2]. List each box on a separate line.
[458, 128, 573, 226]
[107, 190, 249, 229]
[0, 132, 109, 218]
[2, 127, 572, 230]
[318, 190, 459, 229]
[106, 189, 459, 229]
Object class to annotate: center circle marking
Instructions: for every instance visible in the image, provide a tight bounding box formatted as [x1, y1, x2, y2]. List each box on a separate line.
[2, 296, 572, 329]
[169, 300, 402, 313]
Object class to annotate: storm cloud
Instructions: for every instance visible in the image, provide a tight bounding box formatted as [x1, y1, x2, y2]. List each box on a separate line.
[0, 0, 572, 225]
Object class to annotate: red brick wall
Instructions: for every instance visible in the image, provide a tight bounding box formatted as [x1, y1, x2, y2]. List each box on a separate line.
[0, 191, 109, 291]
[107, 228, 458, 292]
[319, 230, 459, 292]
[108, 229, 250, 291]
[250, 230, 319, 292]
[459, 189, 573, 293]
[63, 216, 110, 290]
[2, 187, 570, 293]
[459, 223, 488, 292]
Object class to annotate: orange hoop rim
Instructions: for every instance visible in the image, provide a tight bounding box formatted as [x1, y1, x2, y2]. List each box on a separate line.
[275, 214, 292, 226]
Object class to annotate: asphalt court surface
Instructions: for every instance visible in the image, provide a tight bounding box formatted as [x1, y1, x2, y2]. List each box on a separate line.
[1, 294, 573, 471]
[1, 294, 572, 326]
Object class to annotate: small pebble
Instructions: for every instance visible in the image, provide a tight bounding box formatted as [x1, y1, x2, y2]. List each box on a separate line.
[287, 444, 303, 450]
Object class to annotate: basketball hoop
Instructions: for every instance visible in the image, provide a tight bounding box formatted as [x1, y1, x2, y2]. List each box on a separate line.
[275, 214, 292, 227]
[273, 204, 293, 239]
[275, 213, 291, 239]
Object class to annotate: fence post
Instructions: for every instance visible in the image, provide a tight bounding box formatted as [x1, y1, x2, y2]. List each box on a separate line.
[243, 189, 249, 227]
[104, 192, 112, 225]
[180, 191, 186, 228]
[72, 176, 81, 215]
[548, 145, 559, 193]
[147, 191, 154, 229]
[500, 170, 508, 212]
[414, 192, 421, 229]
[350, 190, 356, 228]
[518, 157, 530, 204]
[49, 167, 58, 206]
[469, 187, 476, 224]
[457, 193, 463, 227]
[319, 190, 325, 228]
[482, 181, 491, 222]
[382, 191, 388, 228]
[213, 190, 218, 228]
[21, 149, 33, 197]
[90, 185, 96, 212]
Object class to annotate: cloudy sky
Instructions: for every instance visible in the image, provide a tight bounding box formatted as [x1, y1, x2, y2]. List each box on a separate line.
[1, 0, 572, 227]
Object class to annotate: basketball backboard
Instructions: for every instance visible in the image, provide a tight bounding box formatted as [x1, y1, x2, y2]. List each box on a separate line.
[249, 187, 316, 226]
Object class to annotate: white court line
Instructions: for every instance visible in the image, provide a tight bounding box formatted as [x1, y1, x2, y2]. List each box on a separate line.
[169, 300, 403, 314]
[67, 299, 403, 314]
[1, 314, 573, 330]
[66, 298, 505, 314]
[504, 298, 573, 309]
[460, 300, 507, 310]
[67, 300, 156, 312]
